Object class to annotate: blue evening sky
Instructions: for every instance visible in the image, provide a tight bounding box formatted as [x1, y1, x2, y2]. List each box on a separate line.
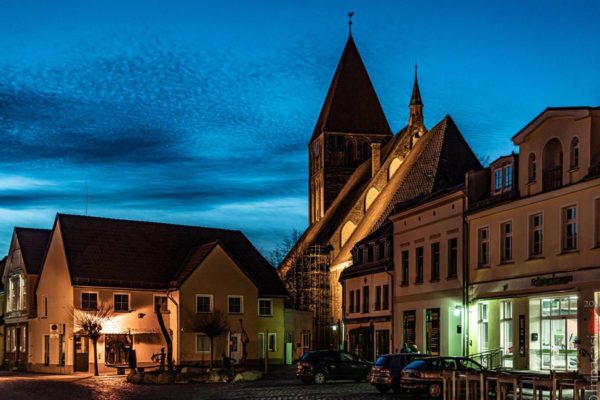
[0, 0, 598, 255]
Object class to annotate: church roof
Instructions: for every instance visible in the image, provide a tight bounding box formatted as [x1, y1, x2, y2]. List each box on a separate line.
[14, 227, 52, 274]
[311, 36, 392, 142]
[51, 214, 287, 296]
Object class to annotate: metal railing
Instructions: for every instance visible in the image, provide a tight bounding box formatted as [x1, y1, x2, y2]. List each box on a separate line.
[469, 348, 503, 370]
[543, 166, 563, 191]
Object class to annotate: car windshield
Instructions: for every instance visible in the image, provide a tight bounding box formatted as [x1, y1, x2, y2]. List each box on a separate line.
[405, 359, 428, 369]
[375, 356, 391, 366]
[459, 358, 482, 372]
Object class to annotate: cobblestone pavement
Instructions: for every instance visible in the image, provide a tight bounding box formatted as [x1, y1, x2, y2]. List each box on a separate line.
[0, 367, 410, 400]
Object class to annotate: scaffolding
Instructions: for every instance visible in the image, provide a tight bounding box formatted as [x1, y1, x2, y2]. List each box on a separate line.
[290, 244, 331, 349]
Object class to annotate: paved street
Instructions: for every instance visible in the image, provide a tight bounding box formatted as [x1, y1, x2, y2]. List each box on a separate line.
[0, 367, 409, 400]
[0, 367, 596, 400]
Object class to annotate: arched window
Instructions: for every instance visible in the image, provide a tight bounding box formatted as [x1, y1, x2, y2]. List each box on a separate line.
[365, 187, 380, 211]
[388, 157, 403, 179]
[570, 137, 580, 169]
[542, 138, 563, 191]
[341, 221, 357, 247]
[528, 153, 537, 182]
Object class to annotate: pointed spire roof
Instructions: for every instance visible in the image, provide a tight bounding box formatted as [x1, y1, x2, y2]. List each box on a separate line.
[311, 36, 392, 142]
[409, 64, 423, 106]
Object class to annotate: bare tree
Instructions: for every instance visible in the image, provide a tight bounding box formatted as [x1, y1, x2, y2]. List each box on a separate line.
[155, 302, 173, 372]
[70, 302, 113, 376]
[268, 228, 302, 267]
[194, 309, 230, 369]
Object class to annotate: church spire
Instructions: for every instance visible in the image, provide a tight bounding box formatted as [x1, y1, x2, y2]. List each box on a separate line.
[408, 63, 425, 133]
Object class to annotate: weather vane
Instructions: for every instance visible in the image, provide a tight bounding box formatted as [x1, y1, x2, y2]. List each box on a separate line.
[348, 11, 354, 36]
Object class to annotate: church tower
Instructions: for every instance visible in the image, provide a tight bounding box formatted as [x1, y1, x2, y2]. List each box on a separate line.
[309, 29, 392, 225]
[407, 65, 426, 144]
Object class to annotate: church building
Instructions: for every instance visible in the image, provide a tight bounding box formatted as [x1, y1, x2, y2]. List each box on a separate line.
[278, 28, 481, 349]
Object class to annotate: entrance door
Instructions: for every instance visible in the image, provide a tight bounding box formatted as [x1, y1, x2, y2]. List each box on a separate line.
[44, 335, 50, 366]
[15, 327, 22, 366]
[229, 333, 243, 363]
[74, 335, 89, 372]
[539, 296, 578, 371]
[426, 308, 441, 356]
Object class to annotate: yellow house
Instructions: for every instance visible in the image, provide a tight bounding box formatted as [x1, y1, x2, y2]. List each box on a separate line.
[28, 213, 299, 373]
[466, 107, 600, 374]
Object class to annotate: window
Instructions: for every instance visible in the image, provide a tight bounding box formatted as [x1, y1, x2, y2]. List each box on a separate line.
[375, 286, 381, 311]
[302, 333, 311, 348]
[529, 153, 537, 182]
[530, 213, 544, 257]
[383, 284, 389, 310]
[570, 137, 579, 169]
[154, 296, 169, 313]
[81, 292, 98, 310]
[431, 242, 440, 281]
[196, 295, 213, 313]
[478, 303, 489, 352]
[362, 286, 369, 313]
[258, 299, 273, 316]
[401, 250, 409, 285]
[500, 301, 513, 367]
[355, 290, 360, 313]
[195, 334, 211, 353]
[19, 275, 27, 310]
[504, 165, 513, 189]
[268, 333, 276, 352]
[348, 290, 355, 314]
[415, 246, 424, 283]
[501, 222, 513, 263]
[228, 295, 243, 314]
[448, 238, 458, 278]
[494, 169, 503, 192]
[367, 245, 374, 262]
[378, 242, 385, 260]
[596, 199, 600, 247]
[113, 294, 129, 312]
[356, 248, 364, 264]
[20, 327, 26, 353]
[562, 206, 578, 251]
[478, 227, 490, 267]
[42, 295, 48, 318]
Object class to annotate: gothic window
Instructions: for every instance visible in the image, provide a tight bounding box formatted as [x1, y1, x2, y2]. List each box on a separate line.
[388, 158, 403, 179]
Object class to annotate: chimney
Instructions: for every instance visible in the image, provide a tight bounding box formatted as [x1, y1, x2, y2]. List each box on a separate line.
[371, 142, 381, 177]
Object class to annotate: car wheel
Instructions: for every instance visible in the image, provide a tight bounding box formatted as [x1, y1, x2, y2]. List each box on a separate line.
[428, 383, 442, 398]
[313, 372, 326, 385]
[376, 384, 391, 393]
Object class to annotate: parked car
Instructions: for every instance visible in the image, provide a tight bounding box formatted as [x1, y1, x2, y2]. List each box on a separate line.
[296, 350, 372, 384]
[400, 356, 486, 398]
[370, 353, 428, 393]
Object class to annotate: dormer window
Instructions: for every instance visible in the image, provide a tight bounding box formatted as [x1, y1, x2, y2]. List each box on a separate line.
[528, 153, 537, 182]
[504, 165, 513, 189]
[570, 137, 579, 169]
[494, 169, 503, 192]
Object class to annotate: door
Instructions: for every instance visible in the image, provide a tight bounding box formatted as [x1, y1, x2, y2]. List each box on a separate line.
[44, 335, 50, 366]
[15, 327, 22, 365]
[229, 333, 242, 363]
[426, 308, 441, 356]
[376, 330, 390, 358]
[74, 335, 89, 372]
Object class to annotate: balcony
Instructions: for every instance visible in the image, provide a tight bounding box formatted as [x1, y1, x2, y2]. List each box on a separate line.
[543, 166, 563, 191]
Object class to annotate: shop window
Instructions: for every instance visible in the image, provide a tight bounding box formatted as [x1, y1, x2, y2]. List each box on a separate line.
[500, 222, 513, 263]
[415, 247, 424, 283]
[448, 238, 458, 278]
[562, 206, 578, 251]
[529, 213, 544, 257]
[431, 242, 440, 281]
[401, 250, 409, 285]
[477, 227, 490, 267]
[500, 301, 513, 368]
[539, 295, 578, 370]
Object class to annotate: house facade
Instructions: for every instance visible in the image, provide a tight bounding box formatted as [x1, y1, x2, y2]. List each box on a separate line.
[0, 257, 6, 361]
[339, 223, 393, 361]
[1, 228, 51, 370]
[390, 188, 466, 357]
[16, 214, 308, 373]
[466, 107, 600, 374]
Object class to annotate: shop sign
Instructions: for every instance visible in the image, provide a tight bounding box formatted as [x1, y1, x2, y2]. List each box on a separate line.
[531, 275, 572, 287]
[518, 315, 526, 356]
